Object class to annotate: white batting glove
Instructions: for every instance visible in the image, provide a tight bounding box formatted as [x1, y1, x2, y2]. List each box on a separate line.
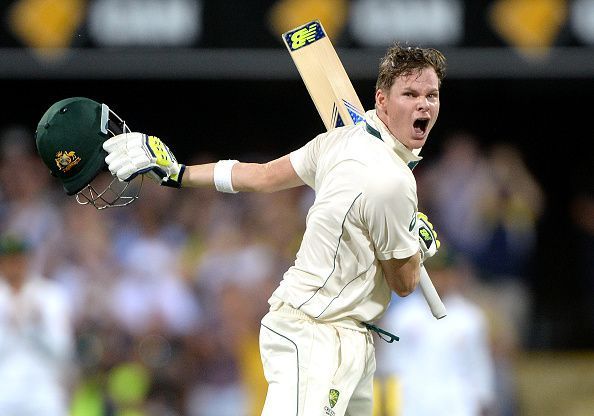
[103, 133, 185, 188]
[417, 212, 440, 262]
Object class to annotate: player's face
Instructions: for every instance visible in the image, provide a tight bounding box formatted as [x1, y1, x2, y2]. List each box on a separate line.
[375, 67, 440, 151]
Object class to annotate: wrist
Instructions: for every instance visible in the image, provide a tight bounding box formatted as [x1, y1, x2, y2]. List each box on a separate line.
[214, 160, 239, 193]
[161, 164, 186, 188]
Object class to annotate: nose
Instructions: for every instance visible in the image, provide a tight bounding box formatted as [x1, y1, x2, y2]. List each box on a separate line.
[417, 96, 429, 111]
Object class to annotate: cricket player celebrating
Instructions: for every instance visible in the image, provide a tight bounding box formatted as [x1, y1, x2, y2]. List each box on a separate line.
[35, 44, 444, 416]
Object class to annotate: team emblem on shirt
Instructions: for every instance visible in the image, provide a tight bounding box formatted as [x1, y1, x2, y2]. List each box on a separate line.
[329, 389, 339, 408]
[324, 388, 340, 414]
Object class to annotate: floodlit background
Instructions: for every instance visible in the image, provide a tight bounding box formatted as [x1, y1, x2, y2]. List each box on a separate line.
[0, 1, 593, 415]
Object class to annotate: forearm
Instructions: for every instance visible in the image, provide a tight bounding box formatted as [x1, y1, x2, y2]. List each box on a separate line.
[180, 163, 217, 188]
[181, 155, 303, 193]
[181, 162, 270, 192]
[103, 134, 303, 192]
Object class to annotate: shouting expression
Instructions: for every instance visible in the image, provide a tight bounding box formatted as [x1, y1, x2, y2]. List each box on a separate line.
[375, 67, 440, 151]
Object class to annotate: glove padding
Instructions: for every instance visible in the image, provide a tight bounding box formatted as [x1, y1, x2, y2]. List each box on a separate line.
[103, 133, 185, 188]
[417, 212, 440, 262]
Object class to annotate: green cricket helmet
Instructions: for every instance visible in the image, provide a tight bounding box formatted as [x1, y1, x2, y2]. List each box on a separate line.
[35, 97, 142, 209]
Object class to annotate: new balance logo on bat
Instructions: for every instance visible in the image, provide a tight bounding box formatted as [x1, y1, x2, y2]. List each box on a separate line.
[284, 21, 326, 51]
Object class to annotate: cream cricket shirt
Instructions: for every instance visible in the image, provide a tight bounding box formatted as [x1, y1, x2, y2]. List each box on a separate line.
[269, 110, 422, 329]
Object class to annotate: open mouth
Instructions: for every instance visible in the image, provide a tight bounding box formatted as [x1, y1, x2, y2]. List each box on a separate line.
[413, 118, 429, 135]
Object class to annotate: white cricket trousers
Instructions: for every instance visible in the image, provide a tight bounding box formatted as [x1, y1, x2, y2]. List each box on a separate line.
[259, 302, 376, 416]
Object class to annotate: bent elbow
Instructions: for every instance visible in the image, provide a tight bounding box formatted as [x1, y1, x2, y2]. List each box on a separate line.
[393, 285, 415, 298]
[387, 272, 419, 297]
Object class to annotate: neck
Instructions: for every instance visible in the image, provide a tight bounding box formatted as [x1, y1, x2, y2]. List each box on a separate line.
[374, 108, 411, 151]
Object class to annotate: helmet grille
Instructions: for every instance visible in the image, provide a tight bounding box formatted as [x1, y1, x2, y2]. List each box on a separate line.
[75, 173, 143, 210]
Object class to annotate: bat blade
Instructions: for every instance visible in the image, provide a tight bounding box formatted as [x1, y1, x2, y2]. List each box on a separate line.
[282, 20, 365, 130]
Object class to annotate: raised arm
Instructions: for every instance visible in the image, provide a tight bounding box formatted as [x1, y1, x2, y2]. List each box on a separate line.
[103, 133, 304, 193]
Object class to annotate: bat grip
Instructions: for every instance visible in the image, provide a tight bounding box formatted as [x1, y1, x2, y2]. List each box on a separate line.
[419, 266, 447, 319]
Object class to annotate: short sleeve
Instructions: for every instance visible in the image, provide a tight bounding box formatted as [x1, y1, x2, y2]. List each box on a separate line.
[361, 175, 419, 260]
[289, 133, 326, 189]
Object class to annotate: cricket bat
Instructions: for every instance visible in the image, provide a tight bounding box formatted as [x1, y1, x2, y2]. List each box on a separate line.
[282, 20, 447, 319]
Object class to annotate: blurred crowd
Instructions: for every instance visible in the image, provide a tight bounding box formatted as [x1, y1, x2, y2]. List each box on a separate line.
[0, 123, 573, 416]
[0, 124, 309, 416]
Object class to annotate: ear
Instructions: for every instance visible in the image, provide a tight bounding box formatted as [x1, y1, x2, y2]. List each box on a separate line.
[375, 89, 387, 112]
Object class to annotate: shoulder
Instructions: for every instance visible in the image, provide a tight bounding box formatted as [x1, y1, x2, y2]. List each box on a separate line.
[322, 124, 366, 147]
[307, 124, 374, 168]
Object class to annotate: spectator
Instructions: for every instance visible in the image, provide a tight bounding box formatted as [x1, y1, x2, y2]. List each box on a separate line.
[0, 125, 63, 276]
[418, 135, 544, 347]
[108, 182, 203, 338]
[375, 247, 498, 416]
[417, 131, 492, 260]
[186, 191, 286, 416]
[478, 142, 544, 279]
[0, 233, 76, 416]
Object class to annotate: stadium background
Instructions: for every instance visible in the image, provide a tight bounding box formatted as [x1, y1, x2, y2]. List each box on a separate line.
[0, 0, 593, 415]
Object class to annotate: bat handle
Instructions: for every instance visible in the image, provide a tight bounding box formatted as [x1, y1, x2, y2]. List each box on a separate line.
[419, 266, 447, 319]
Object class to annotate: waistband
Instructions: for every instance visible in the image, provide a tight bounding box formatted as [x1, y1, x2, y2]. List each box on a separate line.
[269, 301, 367, 333]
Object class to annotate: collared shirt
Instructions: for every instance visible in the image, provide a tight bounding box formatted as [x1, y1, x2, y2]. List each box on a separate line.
[365, 110, 422, 168]
[269, 110, 420, 328]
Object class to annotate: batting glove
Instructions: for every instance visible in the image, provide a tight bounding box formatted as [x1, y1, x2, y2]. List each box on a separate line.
[417, 212, 440, 262]
[103, 133, 185, 188]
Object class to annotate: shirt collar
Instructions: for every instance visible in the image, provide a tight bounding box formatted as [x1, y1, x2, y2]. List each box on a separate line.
[365, 110, 422, 169]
